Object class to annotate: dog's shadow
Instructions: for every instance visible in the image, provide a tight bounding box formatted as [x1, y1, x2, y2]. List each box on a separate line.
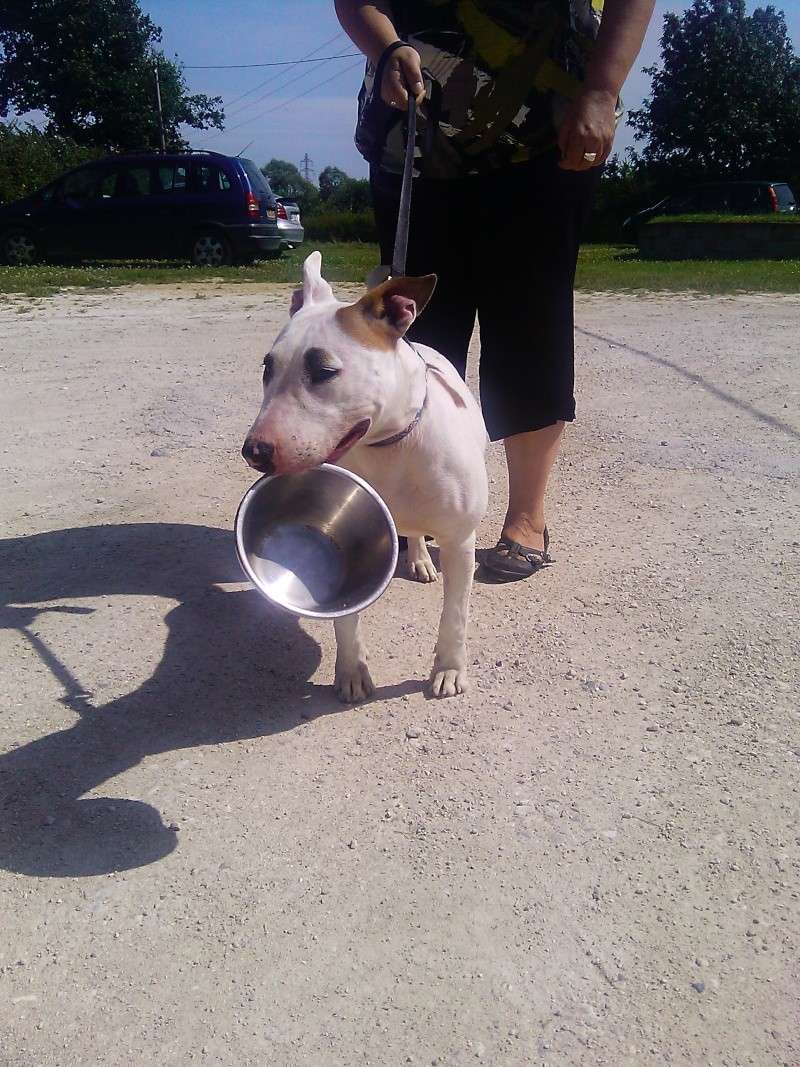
[0, 522, 362, 879]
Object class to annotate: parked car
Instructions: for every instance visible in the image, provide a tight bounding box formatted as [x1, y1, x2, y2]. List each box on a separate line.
[275, 197, 305, 249]
[624, 181, 797, 231]
[0, 150, 282, 266]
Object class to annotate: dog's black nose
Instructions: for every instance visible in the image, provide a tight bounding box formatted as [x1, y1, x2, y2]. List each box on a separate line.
[242, 438, 275, 473]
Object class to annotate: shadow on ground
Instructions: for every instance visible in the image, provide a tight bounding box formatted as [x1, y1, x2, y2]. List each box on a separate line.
[0, 523, 351, 879]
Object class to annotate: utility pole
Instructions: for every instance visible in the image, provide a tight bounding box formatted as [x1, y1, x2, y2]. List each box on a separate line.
[300, 153, 314, 182]
[153, 60, 166, 153]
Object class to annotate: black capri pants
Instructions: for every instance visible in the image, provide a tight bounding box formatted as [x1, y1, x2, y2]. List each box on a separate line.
[371, 150, 600, 442]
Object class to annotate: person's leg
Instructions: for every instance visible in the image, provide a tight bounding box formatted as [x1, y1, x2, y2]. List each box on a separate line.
[474, 153, 600, 570]
[503, 422, 564, 551]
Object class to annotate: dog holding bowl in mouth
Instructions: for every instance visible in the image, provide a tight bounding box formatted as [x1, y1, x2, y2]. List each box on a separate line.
[241, 251, 488, 701]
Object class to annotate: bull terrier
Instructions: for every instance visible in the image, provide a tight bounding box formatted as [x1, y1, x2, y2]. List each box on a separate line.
[242, 251, 488, 701]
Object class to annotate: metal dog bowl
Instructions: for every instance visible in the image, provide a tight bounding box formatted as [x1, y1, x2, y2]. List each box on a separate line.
[235, 463, 398, 619]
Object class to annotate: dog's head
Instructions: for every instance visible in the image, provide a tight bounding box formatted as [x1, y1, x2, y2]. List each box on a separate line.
[242, 251, 436, 475]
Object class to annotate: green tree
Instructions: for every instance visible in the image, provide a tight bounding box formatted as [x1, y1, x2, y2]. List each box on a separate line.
[0, 0, 224, 151]
[0, 121, 99, 203]
[628, 0, 800, 180]
[261, 158, 319, 212]
[328, 177, 371, 213]
[318, 165, 349, 202]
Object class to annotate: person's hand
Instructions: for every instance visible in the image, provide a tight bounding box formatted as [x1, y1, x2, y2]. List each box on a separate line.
[557, 88, 617, 170]
[380, 44, 425, 109]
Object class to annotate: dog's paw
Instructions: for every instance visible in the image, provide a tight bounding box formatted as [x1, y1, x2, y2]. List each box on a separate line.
[406, 538, 438, 583]
[409, 557, 438, 583]
[334, 661, 375, 703]
[430, 668, 469, 698]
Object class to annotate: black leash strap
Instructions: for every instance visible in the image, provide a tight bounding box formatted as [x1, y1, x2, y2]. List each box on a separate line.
[391, 94, 417, 278]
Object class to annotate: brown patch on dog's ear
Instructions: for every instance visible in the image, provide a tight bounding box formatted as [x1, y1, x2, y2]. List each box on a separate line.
[336, 302, 395, 351]
[336, 274, 437, 347]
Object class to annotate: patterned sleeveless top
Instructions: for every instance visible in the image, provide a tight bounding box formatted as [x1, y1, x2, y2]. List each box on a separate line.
[355, 0, 607, 178]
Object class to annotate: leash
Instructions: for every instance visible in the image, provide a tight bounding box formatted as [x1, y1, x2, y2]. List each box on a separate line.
[368, 80, 426, 448]
[390, 93, 417, 278]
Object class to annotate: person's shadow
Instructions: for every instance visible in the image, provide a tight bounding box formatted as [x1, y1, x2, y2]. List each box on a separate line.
[0, 522, 338, 879]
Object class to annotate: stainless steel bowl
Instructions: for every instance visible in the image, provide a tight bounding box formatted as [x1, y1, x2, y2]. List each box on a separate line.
[235, 464, 398, 619]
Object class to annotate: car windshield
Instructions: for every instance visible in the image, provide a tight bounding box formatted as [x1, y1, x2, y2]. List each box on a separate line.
[240, 159, 273, 198]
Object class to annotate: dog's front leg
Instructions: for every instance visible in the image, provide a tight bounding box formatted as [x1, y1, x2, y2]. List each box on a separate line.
[334, 614, 374, 703]
[431, 532, 476, 698]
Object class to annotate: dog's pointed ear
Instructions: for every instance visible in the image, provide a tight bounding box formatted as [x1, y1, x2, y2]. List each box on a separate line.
[355, 274, 437, 337]
[290, 250, 334, 315]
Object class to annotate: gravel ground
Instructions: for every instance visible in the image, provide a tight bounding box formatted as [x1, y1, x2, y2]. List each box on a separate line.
[0, 284, 798, 1067]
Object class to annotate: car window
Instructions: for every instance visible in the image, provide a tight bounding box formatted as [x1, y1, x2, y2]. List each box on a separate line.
[99, 170, 119, 198]
[158, 164, 189, 193]
[60, 168, 100, 202]
[774, 184, 796, 209]
[117, 166, 153, 197]
[95, 166, 154, 198]
[241, 158, 273, 197]
[194, 163, 232, 193]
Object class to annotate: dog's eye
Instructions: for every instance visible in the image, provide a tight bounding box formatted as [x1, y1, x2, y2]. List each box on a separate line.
[262, 354, 274, 384]
[309, 365, 341, 385]
[305, 346, 342, 386]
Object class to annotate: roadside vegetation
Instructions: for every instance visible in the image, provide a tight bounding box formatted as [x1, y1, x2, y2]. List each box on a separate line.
[647, 214, 800, 225]
[2, 2, 799, 301]
[3, 243, 800, 300]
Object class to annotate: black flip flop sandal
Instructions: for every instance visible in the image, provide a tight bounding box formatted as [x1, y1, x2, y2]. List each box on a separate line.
[483, 527, 552, 581]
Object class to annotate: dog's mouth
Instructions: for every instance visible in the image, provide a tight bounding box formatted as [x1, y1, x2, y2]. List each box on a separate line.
[325, 419, 371, 464]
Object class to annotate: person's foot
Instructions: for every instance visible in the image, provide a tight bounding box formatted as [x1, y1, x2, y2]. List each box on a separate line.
[483, 521, 551, 581]
[500, 516, 547, 554]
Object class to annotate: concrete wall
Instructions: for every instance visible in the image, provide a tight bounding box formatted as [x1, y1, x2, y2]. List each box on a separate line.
[638, 221, 800, 260]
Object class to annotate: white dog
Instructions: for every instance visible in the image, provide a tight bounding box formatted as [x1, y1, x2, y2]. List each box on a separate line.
[242, 251, 488, 701]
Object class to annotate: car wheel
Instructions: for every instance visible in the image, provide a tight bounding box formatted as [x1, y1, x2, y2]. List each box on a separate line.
[2, 230, 40, 266]
[190, 231, 231, 267]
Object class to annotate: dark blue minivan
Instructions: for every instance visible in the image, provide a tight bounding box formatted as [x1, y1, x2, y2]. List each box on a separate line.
[0, 151, 282, 266]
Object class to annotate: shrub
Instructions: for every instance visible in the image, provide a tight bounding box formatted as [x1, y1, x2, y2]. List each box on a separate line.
[304, 210, 378, 243]
[647, 213, 800, 225]
[0, 123, 100, 205]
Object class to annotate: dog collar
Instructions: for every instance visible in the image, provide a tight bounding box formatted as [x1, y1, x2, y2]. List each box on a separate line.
[369, 344, 429, 448]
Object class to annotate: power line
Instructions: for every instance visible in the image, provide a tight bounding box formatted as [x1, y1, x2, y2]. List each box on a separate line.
[216, 59, 364, 135]
[225, 55, 337, 120]
[222, 32, 346, 110]
[184, 51, 358, 71]
[224, 48, 362, 121]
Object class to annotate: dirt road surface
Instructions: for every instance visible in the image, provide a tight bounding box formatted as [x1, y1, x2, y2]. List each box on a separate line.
[1, 284, 798, 1066]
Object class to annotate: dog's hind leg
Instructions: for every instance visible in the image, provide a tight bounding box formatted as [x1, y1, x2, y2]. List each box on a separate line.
[407, 536, 438, 583]
[334, 614, 375, 702]
[431, 531, 476, 697]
